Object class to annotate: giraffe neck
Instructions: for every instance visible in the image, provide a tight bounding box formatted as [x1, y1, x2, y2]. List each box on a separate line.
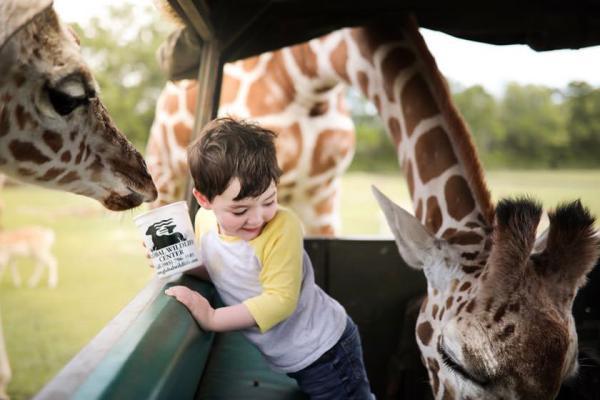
[328, 19, 493, 259]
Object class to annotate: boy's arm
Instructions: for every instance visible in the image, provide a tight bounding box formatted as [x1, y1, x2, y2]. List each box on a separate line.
[243, 211, 303, 333]
[165, 286, 256, 331]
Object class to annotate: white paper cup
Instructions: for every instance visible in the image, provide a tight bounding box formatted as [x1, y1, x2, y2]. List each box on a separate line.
[134, 201, 201, 278]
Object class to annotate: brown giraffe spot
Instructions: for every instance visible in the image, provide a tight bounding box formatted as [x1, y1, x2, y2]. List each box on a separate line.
[485, 298, 494, 312]
[466, 299, 476, 313]
[37, 167, 65, 182]
[62, 148, 77, 169]
[220, 74, 240, 105]
[401, 75, 439, 136]
[17, 168, 35, 176]
[9, 140, 50, 164]
[404, 160, 415, 198]
[372, 95, 381, 112]
[15, 105, 31, 130]
[508, 303, 520, 313]
[13, 73, 26, 87]
[414, 127, 458, 184]
[459, 282, 471, 292]
[441, 228, 456, 239]
[425, 196, 442, 234]
[309, 101, 329, 117]
[466, 221, 481, 229]
[357, 71, 369, 97]
[309, 128, 354, 176]
[330, 39, 349, 81]
[70, 130, 79, 141]
[442, 383, 456, 400]
[291, 43, 318, 78]
[315, 84, 336, 94]
[417, 321, 433, 345]
[247, 53, 294, 116]
[432, 304, 439, 319]
[314, 225, 335, 236]
[314, 196, 334, 215]
[444, 176, 476, 221]
[0, 106, 9, 136]
[427, 358, 440, 395]
[58, 171, 80, 185]
[185, 83, 199, 114]
[438, 307, 445, 320]
[445, 296, 454, 309]
[447, 231, 483, 245]
[173, 122, 191, 148]
[415, 199, 423, 220]
[43, 130, 63, 153]
[420, 296, 428, 312]
[242, 57, 259, 71]
[273, 123, 302, 173]
[497, 324, 515, 341]
[382, 47, 415, 102]
[456, 301, 467, 315]
[84, 145, 93, 162]
[75, 141, 85, 164]
[164, 91, 179, 115]
[350, 29, 376, 64]
[493, 303, 508, 322]
[461, 252, 479, 261]
[387, 117, 402, 146]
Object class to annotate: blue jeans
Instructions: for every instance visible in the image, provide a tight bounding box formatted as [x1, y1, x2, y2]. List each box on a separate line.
[288, 317, 375, 400]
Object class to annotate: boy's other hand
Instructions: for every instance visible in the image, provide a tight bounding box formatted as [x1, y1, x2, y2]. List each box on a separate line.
[165, 286, 215, 330]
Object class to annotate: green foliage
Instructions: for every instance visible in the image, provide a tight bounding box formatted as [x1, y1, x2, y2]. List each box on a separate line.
[563, 82, 600, 166]
[72, 3, 172, 148]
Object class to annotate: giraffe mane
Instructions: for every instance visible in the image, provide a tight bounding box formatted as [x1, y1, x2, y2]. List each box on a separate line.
[405, 14, 495, 226]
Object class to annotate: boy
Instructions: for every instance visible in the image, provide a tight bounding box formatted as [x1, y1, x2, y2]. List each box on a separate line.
[165, 117, 374, 399]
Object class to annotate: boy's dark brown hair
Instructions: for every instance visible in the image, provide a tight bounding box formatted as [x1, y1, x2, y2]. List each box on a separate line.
[187, 117, 282, 201]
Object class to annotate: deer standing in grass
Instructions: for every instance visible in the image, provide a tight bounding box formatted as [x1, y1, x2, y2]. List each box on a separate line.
[0, 1, 157, 398]
[0, 227, 57, 289]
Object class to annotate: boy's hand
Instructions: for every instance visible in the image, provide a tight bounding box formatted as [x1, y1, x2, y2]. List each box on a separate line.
[165, 286, 215, 330]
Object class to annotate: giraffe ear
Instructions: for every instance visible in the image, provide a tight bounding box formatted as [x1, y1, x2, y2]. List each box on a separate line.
[372, 185, 437, 270]
[0, 0, 53, 65]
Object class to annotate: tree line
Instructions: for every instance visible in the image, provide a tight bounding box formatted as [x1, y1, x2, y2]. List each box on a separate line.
[74, 3, 599, 171]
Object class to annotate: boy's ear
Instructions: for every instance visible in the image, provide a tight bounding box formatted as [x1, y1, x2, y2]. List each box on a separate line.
[192, 188, 211, 209]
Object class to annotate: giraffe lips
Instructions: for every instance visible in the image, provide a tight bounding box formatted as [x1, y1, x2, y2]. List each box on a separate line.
[103, 190, 146, 211]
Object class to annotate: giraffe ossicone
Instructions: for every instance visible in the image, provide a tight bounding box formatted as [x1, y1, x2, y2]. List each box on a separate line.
[374, 185, 599, 400]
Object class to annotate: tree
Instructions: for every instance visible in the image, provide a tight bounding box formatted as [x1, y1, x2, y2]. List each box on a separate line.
[563, 81, 600, 166]
[453, 85, 505, 166]
[72, 3, 174, 148]
[499, 83, 567, 167]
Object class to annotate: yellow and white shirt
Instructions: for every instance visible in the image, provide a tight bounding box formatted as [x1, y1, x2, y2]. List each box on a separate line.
[195, 206, 346, 372]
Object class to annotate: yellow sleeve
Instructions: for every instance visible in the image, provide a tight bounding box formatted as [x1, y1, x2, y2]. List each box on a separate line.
[194, 207, 217, 241]
[243, 209, 303, 333]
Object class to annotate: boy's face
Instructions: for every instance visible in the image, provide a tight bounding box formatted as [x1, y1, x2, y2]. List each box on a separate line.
[194, 178, 278, 241]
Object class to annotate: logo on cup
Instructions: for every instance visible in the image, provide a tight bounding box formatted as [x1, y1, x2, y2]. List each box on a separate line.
[145, 218, 187, 251]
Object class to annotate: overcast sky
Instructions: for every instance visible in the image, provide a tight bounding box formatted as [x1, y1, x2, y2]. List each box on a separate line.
[54, 0, 600, 96]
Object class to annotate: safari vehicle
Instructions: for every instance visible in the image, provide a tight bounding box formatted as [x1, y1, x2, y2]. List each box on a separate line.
[35, 1, 600, 399]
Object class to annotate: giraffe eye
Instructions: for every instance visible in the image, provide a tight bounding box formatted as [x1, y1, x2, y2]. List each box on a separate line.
[46, 86, 88, 116]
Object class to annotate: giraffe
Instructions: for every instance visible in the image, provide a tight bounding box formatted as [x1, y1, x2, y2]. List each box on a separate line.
[151, 12, 598, 398]
[0, 1, 157, 398]
[146, 59, 355, 235]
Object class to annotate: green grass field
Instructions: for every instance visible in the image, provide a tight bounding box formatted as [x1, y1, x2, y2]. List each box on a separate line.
[1, 170, 599, 399]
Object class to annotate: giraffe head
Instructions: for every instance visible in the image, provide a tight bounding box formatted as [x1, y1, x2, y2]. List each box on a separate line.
[0, 0, 157, 210]
[373, 186, 599, 400]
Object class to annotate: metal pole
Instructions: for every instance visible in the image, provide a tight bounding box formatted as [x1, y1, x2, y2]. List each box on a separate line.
[185, 40, 223, 222]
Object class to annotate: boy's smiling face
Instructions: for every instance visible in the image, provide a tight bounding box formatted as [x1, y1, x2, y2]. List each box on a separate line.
[194, 178, 278, 241]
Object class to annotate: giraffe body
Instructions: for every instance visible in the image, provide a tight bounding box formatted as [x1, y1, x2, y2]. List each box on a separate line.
[0, 1, 157, 398]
